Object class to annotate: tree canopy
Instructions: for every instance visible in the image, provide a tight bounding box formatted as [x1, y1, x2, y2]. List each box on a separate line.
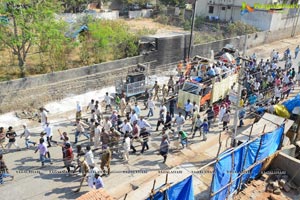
[0, 0, 63, 77]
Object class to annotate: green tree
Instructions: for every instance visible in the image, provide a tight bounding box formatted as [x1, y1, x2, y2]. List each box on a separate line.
[159, 0, 186, 7]
[0, 0, 62, 77]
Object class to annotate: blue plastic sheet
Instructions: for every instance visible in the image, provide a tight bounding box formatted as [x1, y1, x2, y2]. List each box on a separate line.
[193, 77, 202, 83]
[147, 176, 194, 200]
[282, 93, 300, 113]
[211, 125, 284, 200]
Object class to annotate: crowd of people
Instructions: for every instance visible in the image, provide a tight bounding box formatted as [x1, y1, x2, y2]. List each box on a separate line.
[1, 45, 300, 193]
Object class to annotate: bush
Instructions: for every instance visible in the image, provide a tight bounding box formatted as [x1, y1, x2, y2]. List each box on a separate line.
[154, 14, 169, 25]
[183, 20, 191, 30]
[225, 21, 258, 37]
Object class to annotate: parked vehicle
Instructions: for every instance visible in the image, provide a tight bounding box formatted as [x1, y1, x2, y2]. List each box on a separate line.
[128, 4, 141, 11]
[143, 3, 154, 9]
[177, 81, 212, 111]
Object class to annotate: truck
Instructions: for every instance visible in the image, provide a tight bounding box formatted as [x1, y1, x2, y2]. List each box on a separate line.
[177, 81, 212, 111]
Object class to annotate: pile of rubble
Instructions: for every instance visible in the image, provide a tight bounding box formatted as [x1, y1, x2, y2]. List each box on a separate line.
[15, 109, 39, 121]
[263, 169, 300, 199]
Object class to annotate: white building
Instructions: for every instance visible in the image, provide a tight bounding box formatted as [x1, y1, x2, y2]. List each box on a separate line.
[195, 0, 300, 31]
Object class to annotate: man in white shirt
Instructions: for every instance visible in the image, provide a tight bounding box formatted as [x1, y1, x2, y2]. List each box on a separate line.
[123, 133, 131, 163]
[85, 145, 95, 168]
[147, 98, 155, 117]
[86, 99, 95, 113]
[120, 119, 133, 134]
[104, 92, 113, 113]
[159, 103, 167, 114]
[253, 81, 260, 92]
[120, 96, 127, 117]
[94, 122, 101, 150]
[192, 101, 199, 113]
[20, 123, 36, 149]
[103, 117, 112, 132]
[184, 99, 193, 120]
[137, 116, 151, 130]
[173, 112, 185, 137]
[45, 122, 53, 147]
[130, 110, 139, 125]
[76, 101, 82, 120]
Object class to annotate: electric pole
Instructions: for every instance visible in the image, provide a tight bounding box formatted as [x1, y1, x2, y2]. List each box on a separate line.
[187, 0, 198, 59]
[231, 35, 247, 147]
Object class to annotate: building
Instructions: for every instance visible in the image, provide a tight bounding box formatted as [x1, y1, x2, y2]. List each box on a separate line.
[195, 0, 300, 31]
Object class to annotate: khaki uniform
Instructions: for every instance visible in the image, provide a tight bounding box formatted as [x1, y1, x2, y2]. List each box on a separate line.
[100, 149, 112, 174]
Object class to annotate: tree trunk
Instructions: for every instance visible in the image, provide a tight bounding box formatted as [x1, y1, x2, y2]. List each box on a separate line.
[18, 55, 25, 78]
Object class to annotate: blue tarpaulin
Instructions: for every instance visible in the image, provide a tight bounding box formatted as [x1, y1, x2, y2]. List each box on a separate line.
[147, 176, 194, 200]
[211, 125, 284, 200]
[282, 93, 300, 113]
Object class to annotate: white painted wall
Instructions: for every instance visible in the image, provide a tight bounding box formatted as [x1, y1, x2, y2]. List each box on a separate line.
[241, 10, 273, 30]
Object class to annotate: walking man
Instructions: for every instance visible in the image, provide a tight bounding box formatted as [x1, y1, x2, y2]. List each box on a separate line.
[159, 134, 169, 163]
[5, 126, 21, 151]
[100, 147, 111, 176]
[173, 112, 185, 138]
[45, 122, 53, 147]
[104, 92, 114, 113]
[74, 119, 90, 144]
[0, 154, 14, 184]
[34, 138, 52, 167]
[20, 124, 36, 149]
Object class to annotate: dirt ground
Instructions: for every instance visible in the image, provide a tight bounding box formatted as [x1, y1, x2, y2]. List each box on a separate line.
[122, 18, 186, 33]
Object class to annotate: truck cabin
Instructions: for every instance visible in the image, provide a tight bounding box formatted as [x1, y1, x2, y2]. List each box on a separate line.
[181, 81, 212, 110]
[126, 73, 145, 84]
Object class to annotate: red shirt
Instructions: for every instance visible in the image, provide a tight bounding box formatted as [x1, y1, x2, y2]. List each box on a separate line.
[65, 148, 73, 160]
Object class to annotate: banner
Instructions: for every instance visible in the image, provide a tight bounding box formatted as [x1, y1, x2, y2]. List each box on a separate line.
[212, 74, 238, 103]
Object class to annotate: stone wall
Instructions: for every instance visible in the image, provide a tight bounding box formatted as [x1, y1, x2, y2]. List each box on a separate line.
[0, 55, 157, 113]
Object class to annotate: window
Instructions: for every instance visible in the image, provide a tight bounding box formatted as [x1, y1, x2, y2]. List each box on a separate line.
[222, 7, 226, 11]
[227, 6, 231, 9]
[209, 6, 214, 14]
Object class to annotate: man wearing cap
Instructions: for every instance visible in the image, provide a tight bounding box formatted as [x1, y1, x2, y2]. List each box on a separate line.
[20, 124, 36, 149]
[75, 157, 90, 192]
[100, 147, 111, 176]
[94, 173, 104, 189]
[109, 127, 121, 155]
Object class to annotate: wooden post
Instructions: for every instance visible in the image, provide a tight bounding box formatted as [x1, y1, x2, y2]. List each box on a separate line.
[149, 179, 156, 200]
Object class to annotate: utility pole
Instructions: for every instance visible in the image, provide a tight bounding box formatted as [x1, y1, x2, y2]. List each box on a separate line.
[231, 35, 247, 147]
[187, 0, 198, 59]
[291, 6, 300, 37]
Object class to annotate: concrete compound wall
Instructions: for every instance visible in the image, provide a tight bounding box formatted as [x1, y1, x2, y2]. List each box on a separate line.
[58, 11, 119, 23]
[1, 27, 300, 113]
[0, 55, 155, 113]
[128, 10, 153, 19]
